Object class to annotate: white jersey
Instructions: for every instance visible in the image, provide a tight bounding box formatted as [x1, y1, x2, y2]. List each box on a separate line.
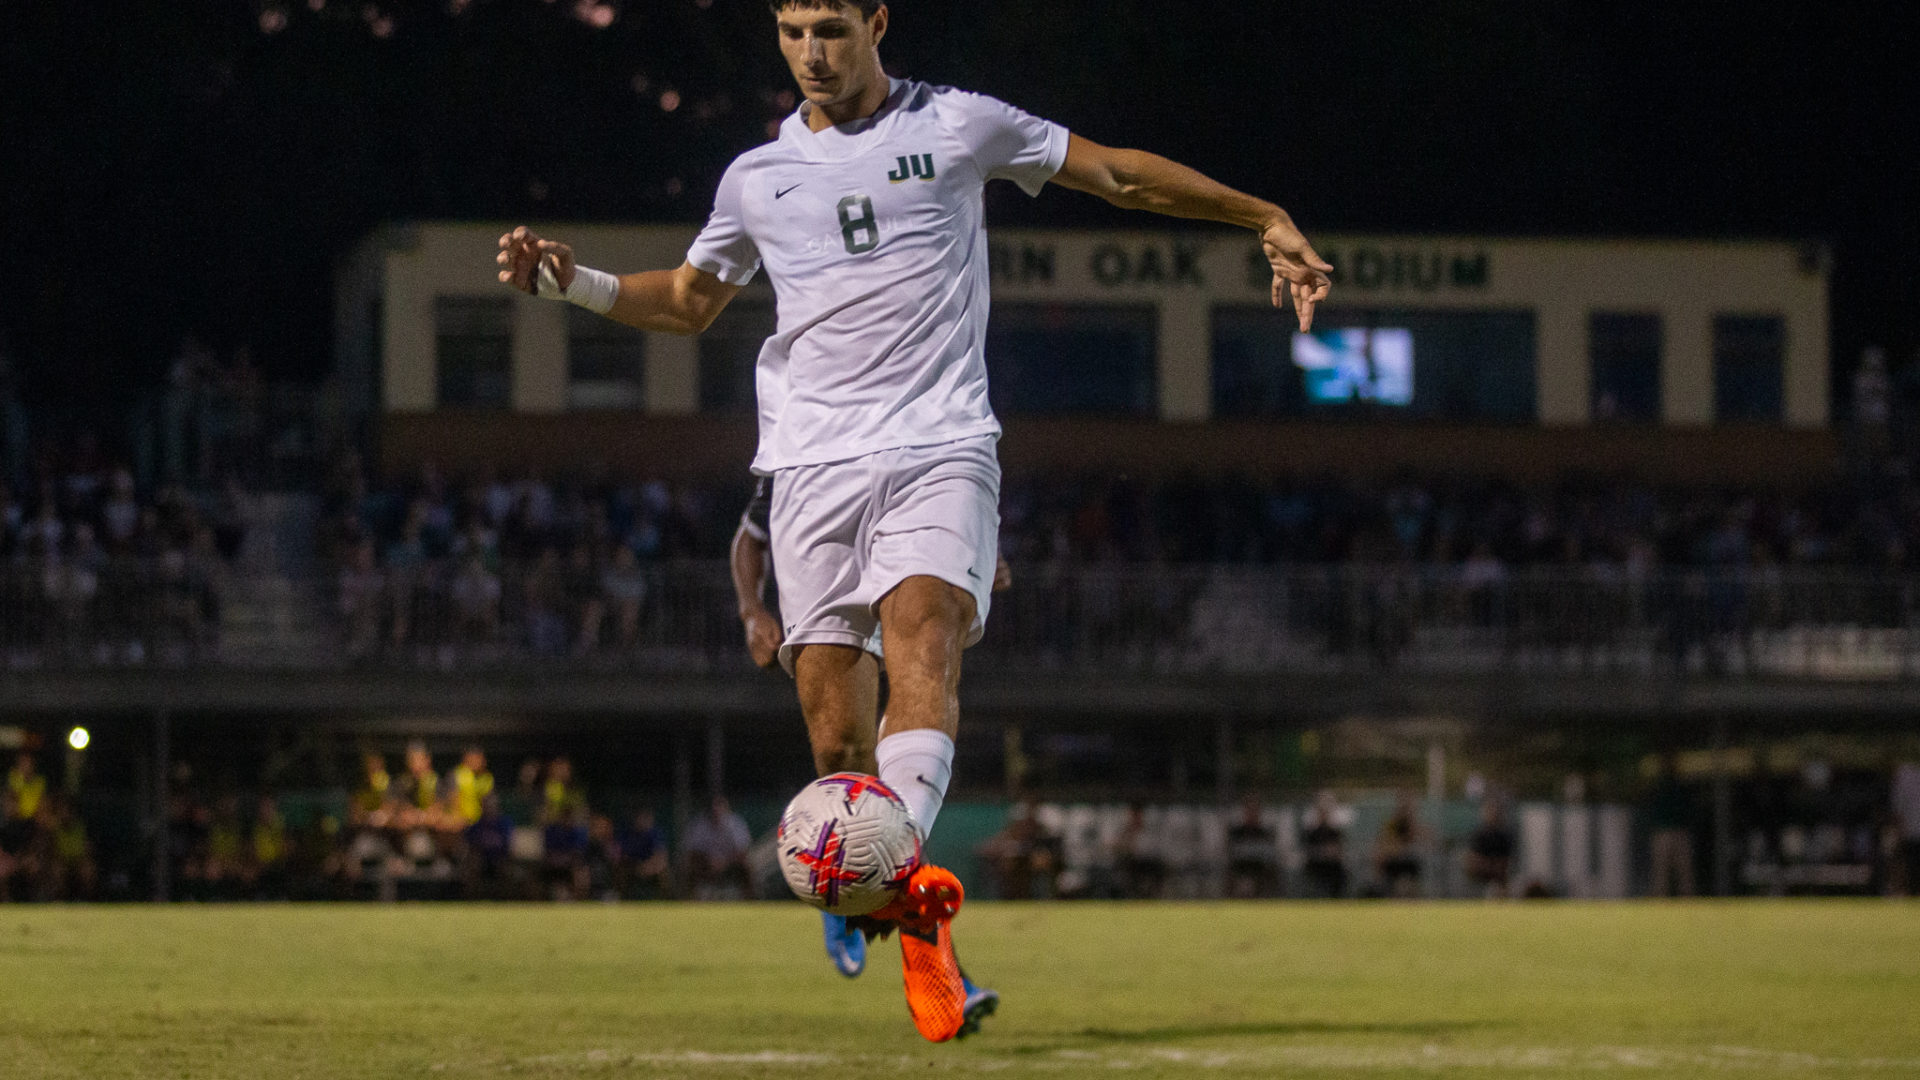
[687, 79, 1068, 473]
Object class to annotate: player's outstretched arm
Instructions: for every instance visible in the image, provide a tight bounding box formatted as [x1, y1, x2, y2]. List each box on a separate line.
[497, 226, 742, 335]
[1049, 135, 1332, 330]
[729, 523, 783, 669]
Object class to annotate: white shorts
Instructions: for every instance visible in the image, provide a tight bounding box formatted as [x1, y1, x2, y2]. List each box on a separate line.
[771, 435, 1000, 673]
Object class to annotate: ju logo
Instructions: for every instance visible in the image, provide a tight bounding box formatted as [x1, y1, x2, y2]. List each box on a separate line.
[886, 153, 935, 183]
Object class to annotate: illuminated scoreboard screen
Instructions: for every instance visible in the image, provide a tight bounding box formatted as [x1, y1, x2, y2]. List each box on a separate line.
[1213, 307, 1538, 421]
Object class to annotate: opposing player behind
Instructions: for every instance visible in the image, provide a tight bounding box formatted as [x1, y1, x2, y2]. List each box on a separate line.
[498, 0, 1330, 1041]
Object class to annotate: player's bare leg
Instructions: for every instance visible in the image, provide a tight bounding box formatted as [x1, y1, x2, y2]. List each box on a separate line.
[876, 574, 970, 742]
[793, 644, 880, 775]
[792, 643, 884, 977]
[870, 574, 989, 1041]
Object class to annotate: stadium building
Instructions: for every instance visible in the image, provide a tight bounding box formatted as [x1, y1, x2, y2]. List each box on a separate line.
[337, 225, 1833, 484]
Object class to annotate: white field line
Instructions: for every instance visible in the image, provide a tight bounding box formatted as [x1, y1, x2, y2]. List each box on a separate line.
[439, 1044, 1920, 1073]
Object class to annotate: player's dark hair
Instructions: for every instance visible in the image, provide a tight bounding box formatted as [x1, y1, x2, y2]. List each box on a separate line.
[768, 0, 883, 18]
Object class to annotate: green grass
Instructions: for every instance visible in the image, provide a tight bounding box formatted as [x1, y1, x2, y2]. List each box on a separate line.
[3, 902, 1919, 1079]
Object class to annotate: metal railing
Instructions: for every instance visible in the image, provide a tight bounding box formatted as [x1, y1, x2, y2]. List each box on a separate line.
[7, 559, 1920, 679]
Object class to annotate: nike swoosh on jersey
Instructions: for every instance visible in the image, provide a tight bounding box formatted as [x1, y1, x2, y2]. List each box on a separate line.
[775, 184, 803, 199]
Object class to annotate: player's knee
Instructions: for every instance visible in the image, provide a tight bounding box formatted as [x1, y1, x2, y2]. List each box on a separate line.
[884, 576, 974, 640]
[812, 736, 867, 775]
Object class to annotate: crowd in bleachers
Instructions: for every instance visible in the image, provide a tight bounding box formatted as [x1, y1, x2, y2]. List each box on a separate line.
[1, 436, 247, 667]
[335, 454, 1920, 581]
[998, 470, 1920, 571]
[149, 743, 760, 903]
[0, 752, 96, 902]
[322, 455, 737, 662]
[974, 792, 1515, 901]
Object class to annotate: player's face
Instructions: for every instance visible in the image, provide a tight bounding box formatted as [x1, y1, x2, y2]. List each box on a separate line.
[775, 4, 886, 111]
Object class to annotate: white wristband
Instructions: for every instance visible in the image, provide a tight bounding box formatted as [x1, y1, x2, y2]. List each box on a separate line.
[535, 258, 619, 315]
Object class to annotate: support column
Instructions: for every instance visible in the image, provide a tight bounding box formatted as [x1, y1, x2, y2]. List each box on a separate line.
[1214, 717, 1235, 805]
[151, 710, 170, 903]
[1711, 716, 1734, 897]
[511, 299, 568, 413]
[644, 332, 700, 415]
[705, 718, 725, 800]
[1155, 299, 1211, 421]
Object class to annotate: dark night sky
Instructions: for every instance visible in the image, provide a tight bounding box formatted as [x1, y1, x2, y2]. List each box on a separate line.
[3, 0, 1914, 409]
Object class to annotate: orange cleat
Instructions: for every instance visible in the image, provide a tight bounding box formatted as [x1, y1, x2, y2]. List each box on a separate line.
[876, 864, 968, 1042]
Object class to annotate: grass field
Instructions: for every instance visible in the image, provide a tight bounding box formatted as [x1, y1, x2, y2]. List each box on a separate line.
[3, 902, 1918, 1079]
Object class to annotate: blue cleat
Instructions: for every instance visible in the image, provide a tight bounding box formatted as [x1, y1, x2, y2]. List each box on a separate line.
[822, 911, 866, 977]
[954, 974, 999, 1039]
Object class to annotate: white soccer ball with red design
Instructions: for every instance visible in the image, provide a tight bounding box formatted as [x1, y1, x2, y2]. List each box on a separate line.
[777, 772, 921, 916]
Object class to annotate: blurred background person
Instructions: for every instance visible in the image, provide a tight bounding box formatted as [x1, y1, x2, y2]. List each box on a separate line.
[1893, 760, 1920, 897]
[1465, 796, 1517, 899]
[620, 807, 671, 900]
[1299, 790, 1350, 899]
[1371, 793, 1429, 899]
[1225, 794, 1281, 899]
[682, 796, 751, 901]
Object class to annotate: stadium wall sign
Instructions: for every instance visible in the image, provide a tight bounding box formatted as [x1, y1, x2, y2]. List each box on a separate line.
[340, 223, 1827, 430]
[1280, 246, 1492, 292]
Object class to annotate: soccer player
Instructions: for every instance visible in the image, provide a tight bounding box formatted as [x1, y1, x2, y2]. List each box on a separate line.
[731, 476, 1007, 1038]
[497, 0, 1331, 1040]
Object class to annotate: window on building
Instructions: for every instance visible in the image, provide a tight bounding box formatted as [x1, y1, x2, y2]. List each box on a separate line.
[1212, 307, 1536, 421]
[1589, 312, 1662, 422]
[1714, 314, 1785, 422]
[435, 296, 513, 409]
[567, 306, 645, 409]
[986, 303, 1157, 416]
[697, 298, 775, 416]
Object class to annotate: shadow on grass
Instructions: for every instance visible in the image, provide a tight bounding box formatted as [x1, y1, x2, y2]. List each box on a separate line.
[1004, 1019, 1493, 1054]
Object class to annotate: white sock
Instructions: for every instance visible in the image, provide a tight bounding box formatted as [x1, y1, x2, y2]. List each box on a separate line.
[875, 729, 954, 840]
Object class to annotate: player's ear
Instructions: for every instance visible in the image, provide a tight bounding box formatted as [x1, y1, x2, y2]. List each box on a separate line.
[868, 4, 887, 46]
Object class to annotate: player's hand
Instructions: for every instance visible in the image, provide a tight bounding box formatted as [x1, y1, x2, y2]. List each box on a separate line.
[743, 609, 784, 669]
[496, 226, 576, 295]
[1260, 217, 1334, 332]
[992, 556, 1013, 593]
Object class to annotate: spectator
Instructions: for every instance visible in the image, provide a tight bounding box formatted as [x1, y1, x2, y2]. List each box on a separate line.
[1225, 794, 1281, 898]
[523, 546, 568, 655]
[1298, 790, 1350, 898]
[349, 753, 394, 831]
[1111, 803, 1166, 899]
[338, 538, 384, 660]
[601, 544, 648, 650]
[584, 814, 623, 901]
[682, 796, 752, 900]
[394, 742, 443, 832]
[203, 795, 248, 899]
[462, 793, 514, 898]
[1465, 796, 1517, 898]
[447, 747, 494, 829]
[1892, 761, 1920, 897]
[620, 807, 671, 899]
[542, 804, 590, 901]
[44, 793, 96, 901]
[565, 542, 604, 657]
[6, 753, 46, 823]
[1647, 756, 1698, 897]
[976, 800, 1062, 900]
[449, 551, 501, 652]
[541, 757, 584, 824]
[250, 795, 289, 899]
[1372, 793, 1429, 898]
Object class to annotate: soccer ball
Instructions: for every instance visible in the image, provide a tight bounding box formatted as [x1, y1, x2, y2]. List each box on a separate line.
[777, 773, 921, 916]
